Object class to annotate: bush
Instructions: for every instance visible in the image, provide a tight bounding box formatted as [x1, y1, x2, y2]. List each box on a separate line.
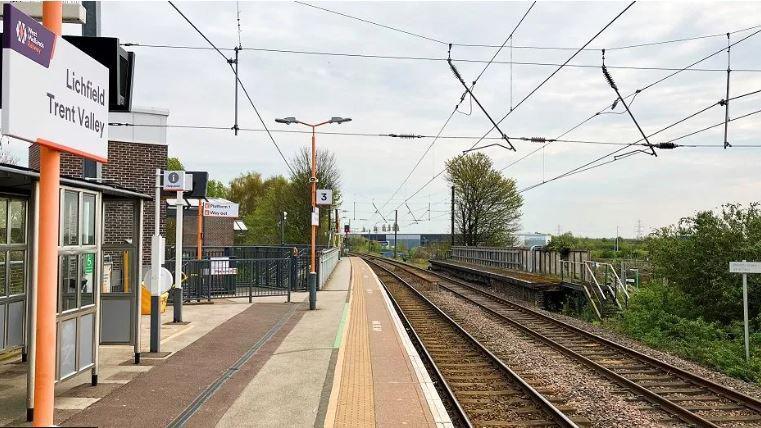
[608, 282, 761, 382]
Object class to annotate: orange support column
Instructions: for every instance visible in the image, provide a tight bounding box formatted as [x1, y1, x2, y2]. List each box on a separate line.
[33, 3, 62, 427]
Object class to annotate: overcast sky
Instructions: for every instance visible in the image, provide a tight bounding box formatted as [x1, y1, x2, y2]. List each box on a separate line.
[5, 1, 761, 238]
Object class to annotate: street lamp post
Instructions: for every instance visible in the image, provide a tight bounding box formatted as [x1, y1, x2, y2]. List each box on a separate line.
[275, 116, 351, 310]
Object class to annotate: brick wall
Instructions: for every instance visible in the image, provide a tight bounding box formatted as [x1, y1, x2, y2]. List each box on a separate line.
[28, 145, 84, 178]
[103, 141, 167, 265]
[182, 214, 235, 248]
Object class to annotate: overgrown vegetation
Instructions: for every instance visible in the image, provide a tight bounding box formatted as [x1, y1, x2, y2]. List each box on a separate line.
[606, 203, 761, 382]
[546, 232, 647, 260]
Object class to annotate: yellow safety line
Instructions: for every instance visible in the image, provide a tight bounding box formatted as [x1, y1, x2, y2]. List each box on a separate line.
[332, 258, 375, 427]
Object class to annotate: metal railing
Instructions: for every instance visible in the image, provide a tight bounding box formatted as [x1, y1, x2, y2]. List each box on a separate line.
[165, 257, 294, 302]
[318, 248, 340, 289]
[560, 260, 629, 315]
[451, 246, 590, 276]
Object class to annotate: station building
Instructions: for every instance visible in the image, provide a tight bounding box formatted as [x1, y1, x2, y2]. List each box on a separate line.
[0, 107, 168, 414]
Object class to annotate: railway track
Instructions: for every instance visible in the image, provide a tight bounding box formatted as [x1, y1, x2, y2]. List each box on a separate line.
[365, 255, 761, 427]
[365, 258, 581, 427]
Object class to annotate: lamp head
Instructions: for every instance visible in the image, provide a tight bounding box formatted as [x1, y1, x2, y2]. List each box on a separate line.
[330, 117, 352, 124]
[275, 117, 298, 125]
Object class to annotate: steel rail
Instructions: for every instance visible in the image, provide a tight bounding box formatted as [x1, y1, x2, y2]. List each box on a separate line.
[370, 262, 472, 428]
[373, 255, 761, 427]
[364, 257, 579, 428]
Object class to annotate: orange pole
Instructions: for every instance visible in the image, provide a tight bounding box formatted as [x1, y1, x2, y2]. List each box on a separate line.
[197, 202, 203, 260]
[34, 5, 63, 426]
[310, 127, 317, 274]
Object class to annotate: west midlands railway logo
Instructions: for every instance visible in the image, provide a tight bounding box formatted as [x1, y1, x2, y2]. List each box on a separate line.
[16, 21, 27, 44]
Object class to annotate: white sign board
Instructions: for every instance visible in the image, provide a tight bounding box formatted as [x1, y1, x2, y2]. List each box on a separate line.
[316, 189, 333, 205]
[311, 207, 320, 226]
[730, 261, 761, 274]
[1, 4, 109, 162]
[203, 200, 239, 218]
[163, 171, 190, 192]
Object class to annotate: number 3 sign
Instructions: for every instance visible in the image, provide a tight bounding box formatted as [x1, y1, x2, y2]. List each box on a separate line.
[316, 189, 333, 205]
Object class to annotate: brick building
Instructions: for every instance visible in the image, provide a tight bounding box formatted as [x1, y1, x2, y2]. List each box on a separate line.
[29, 107, 169, 265]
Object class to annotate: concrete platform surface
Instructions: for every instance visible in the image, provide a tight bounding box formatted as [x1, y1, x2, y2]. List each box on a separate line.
[1, 256, 451, 427]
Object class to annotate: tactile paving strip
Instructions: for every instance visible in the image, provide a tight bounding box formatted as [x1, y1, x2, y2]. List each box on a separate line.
[333, 258, 375, 427]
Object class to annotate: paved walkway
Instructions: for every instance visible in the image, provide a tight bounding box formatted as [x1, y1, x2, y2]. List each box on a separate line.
[209, 258, 352, 428]
[2, 256, 452, 427]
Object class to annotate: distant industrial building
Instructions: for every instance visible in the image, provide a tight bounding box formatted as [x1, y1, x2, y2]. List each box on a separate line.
[348, 233, 450, 250]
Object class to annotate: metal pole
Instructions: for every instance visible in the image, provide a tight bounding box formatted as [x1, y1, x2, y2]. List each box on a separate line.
[135, 200, 144, 363]
[196, 202, 203, 260]
[26, 182, 40, 421]
[174, 190, 183, 322]
[150, 170, 161, 353]
[280, 212, 285, 245]
[743, 263, 750, 361]
[233, 47, 240, 136]
[33, 4, 62, 425]
[451, 185, 455, 246]
[723, 33, 731, 149]
[394, 209, 398, 259]
[309, 127, 317, 310]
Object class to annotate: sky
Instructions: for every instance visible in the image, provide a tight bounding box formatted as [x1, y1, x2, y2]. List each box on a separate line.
[4, 1, 761, 238]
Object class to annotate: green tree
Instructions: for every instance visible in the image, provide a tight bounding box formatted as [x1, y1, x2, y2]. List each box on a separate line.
[285, 147, 342, 245]
[647, 203, 761, 324]
[241, 176, 290, 244]
[227, 172, 269, 217]
[167, 157, 184, 170]
[206, 179, 228, 198]
[446, 153, 523, 246]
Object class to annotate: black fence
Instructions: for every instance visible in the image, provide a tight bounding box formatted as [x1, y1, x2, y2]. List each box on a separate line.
[165, 257, 296, 302]
[164, 245, 335, 298]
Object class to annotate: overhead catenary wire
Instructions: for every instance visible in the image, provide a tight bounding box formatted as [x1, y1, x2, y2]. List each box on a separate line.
[500, 26, 761, 173]
[371, 2, 535, 220]
[518, 106, 761, 193]
[293, 1, 761, 52]
[390, 1, 636, 216]
[167, 1, 295, 175]
[120, 42, 761, 74]
[108, 120, 761, 149]
[465, 2, 636, 153]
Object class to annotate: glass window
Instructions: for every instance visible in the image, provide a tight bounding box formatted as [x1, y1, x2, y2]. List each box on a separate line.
[82, 194, 96, 246]
[0, 252, 6, 297]
[0, 199, 6, 244]
[8, 251, 24, 295]
[60, 255, 79, 311]
[80, 253, 95, 306]
[63, 191, 79, 246]
[9, 200, 25, 244]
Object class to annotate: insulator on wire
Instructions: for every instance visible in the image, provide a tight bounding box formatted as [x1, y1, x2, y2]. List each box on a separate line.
[655, 142, 677, 149]
[602, 65, 618, 91]
[530, 137, 547, 143]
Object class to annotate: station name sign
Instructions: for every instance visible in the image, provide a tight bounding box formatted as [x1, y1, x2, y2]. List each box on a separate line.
[1, 3, 109, 162]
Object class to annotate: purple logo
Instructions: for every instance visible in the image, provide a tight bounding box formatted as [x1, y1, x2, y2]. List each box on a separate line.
[3, 3, 55, 68]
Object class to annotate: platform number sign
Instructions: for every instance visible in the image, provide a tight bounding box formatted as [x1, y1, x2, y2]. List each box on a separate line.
[316, 189, 333, 205]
